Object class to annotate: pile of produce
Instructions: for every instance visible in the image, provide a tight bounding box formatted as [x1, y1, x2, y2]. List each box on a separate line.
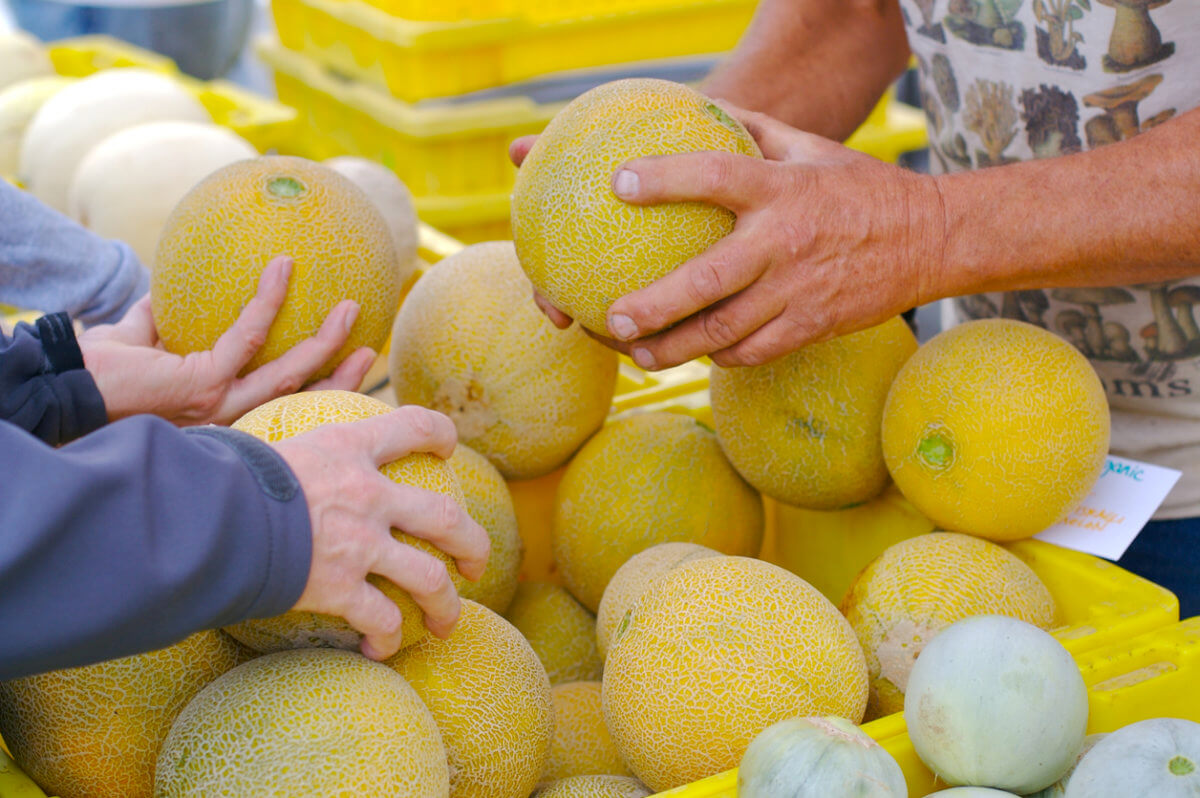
[1, 53, 1193, 798]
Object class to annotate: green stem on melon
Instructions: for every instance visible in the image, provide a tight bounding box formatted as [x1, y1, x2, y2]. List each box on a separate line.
[1169, 755, 1195, 776]
[705, 102, 739, 132]
[918, 433, 955, 470]
[267, 176, 307, 198]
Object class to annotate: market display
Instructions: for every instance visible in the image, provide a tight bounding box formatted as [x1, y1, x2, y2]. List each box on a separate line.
[1, 26, 1196, 798]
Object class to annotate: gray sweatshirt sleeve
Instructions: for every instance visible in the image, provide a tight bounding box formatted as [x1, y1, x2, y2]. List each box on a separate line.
[1, 179, 149, 326]
[0, 417, 313, 680]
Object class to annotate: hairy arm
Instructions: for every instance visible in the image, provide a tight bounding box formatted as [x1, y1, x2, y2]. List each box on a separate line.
[930, 107, 1200, 300]
[701, 0, 911, 141]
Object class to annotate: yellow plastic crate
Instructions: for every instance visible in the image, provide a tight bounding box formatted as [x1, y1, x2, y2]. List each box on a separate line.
[260, 38, 928, 202]
[357, 0, 747, 24]
[271, 0, 756, 102]
[657, 618, 1200, 797]
[44, 36, 299, 154]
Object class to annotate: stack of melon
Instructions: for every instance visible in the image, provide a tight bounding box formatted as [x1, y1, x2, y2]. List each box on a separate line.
[0, 75, 1134, 798]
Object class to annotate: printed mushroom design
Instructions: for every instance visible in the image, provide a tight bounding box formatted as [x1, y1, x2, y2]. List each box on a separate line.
[1096, 0, 1174, 72]
[1104, 321, 1139, 361]
[1140, 322, 1158, 355]
[1167, 285, 1200, 345]
[1017, 290, 1050, 327]
[1135, 281, 1188, 358]
[1056, 309, 1091, 353]
[1051, 287, 1134, 357]
[1083, 74, 1175, 147]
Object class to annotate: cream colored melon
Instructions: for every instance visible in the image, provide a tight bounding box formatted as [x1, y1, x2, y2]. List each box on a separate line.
[544, 681, 630, 782]
[882, 319, 1110, 541]
[0, 630, 244, 798]
[223, 390, 468, 653]
[505, 581, 602, 685]
[841, 531, 1056, 720]
[511, 78, 762, 334]
[68, 121, 256, 266]
[153, 156, 400, 379]
[711, 316, 917, 510]
[534, 775, 652, 798]
[19, 69, 209, 212]
[154, 648, 448, 797]
[595, 542, 720, 659]
[449, 443, 523, 614]
[390, 241, 618, 480]
[0, 75, 73, 176]
[0, 32, 52, 93]
[325, 155, 419, 287]
[387, 599, 553, 798]
[554, 412, 764, 612]
[603, 556, 869, 791]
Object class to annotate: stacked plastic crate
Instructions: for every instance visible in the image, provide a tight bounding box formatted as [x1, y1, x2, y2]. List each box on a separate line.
[257, 0, 926, 243]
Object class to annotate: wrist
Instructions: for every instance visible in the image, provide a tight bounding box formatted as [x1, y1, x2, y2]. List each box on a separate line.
[906, 172, 950, 309]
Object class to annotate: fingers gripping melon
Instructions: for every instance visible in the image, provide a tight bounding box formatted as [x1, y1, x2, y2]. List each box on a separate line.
[153, 156, 401, 379]
[154, 649, 449, 797]
[511, 78, 762, 334]
[68, 121, 257, 267]
[19, 69, 210, 212]
[602, 556, 869, 791]
[390, 241, 618, 480]
[223, 390, 468, 653]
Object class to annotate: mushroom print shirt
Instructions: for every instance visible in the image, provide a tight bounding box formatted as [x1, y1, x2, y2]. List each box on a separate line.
[899, 0, 1200, 517]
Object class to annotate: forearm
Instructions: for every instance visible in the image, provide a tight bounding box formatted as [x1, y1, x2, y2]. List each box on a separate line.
[701, 0, 910, 141]
[0, 419, 311, 680]
[927, 108, 1200, 303]
[0, 180, 148, 326]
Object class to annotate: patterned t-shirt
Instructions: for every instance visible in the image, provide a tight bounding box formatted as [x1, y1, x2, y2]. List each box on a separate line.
[899, 0, 1200, 518]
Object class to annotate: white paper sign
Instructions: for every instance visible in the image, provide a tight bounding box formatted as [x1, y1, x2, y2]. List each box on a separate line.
[1035, 456, 1182, 560]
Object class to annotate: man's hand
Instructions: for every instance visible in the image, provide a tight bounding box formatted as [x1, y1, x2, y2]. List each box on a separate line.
[273, 406, 490, 660]
[78, 256, 376, 426]
[512, 108, 946, 369]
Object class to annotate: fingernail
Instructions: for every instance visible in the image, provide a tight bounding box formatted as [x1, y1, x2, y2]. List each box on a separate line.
[344, 302, 359, 333]
[613, 169, 640, 199]
[609, 313, 638, 341]
[632, 347, 657, 371]
[279, 257, 293, 285]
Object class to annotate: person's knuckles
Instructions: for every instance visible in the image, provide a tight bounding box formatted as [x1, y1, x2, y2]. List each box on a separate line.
[698, 152, 737, 199]
[699, 307, 743, 350]
[411, 555, 453, 601]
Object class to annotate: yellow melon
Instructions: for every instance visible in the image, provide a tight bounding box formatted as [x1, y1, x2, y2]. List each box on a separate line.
[774, 484, 936, 604]
[544, 681, 631, 782]
[449, 443, 523, 614]
[0, 631, 245, 798]
[534, 775, 652, 798]
[154, 648, 448, 796]
[387, 600, 552, 798]
[554, 412, 764, 612]
[603, 556, 869, 791]
[841, 531, 1056, 720]
[595, 542, 720, 659]
[711, 317, 917, 510]
[505, 581, 603, 685]
[152, 156, 400, 379]
[390, 241, 618, 479]
[324, 155, 419, 287]
[511, 78, 762, 334]
[882, 319, 1110, 541]
[223, 390, 468, 653]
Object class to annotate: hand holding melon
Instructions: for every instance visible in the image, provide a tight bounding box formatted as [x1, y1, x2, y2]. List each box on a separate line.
[78, 256, 375, 426]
